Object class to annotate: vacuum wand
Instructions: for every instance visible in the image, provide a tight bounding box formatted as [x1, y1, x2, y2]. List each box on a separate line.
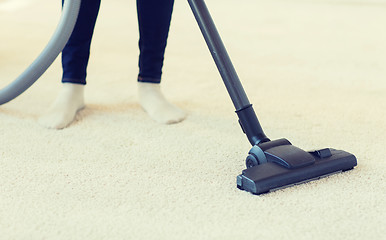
[188, 0, 269, 145]
[188, 0, 357, 195]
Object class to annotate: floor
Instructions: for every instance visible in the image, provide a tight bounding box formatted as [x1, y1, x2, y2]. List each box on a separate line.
[0, 0, 385, 239]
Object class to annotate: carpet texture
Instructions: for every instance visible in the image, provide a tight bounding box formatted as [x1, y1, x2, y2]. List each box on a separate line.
[1, 0, 385, 239]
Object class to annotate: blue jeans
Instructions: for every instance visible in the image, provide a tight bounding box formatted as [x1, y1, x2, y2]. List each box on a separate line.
[61, 0, 174, 85]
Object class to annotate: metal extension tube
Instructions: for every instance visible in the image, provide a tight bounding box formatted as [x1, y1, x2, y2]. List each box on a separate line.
[188, 0, 269, 145]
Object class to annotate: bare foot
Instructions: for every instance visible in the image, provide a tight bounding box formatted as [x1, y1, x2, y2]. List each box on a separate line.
[138, 82, 186, 124]
[38, 83, 85, 129]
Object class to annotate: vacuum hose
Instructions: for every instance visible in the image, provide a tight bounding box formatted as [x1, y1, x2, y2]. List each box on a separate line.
[0, 0, 81, 105]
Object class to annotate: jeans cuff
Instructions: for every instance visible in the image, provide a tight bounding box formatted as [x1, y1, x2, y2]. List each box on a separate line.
[62, 78, 87, 85]
[137, 76, 161, 84]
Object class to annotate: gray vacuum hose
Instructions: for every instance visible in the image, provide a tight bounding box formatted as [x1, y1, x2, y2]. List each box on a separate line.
[0, 0, 81, 105]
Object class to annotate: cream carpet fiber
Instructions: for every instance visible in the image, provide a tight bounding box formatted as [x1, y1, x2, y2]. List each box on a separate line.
[1, 0, 385, 239]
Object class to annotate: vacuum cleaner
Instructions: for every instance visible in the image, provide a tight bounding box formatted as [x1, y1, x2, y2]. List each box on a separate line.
[1, 0, 357, 195]
[187, 0, 357, 194]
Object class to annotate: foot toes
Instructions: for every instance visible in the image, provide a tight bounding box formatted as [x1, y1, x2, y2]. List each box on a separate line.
[38, 109, 78, 129]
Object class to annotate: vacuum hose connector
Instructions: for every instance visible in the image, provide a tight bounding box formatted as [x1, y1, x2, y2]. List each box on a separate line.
[0, 0, 81, 105]
[236, 104, 270, 146]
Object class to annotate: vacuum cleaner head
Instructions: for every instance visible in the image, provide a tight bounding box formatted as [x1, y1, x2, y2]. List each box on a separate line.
[237, 139, 357, 194]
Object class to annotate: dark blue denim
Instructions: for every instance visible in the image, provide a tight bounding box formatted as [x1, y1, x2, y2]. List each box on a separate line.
[61, 0, 174, 85]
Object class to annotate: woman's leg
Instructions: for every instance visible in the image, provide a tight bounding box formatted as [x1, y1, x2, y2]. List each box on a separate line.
[137, 0, 174, 83]
[62, 0, 101, 84]
[39, 0, 101, 129]
[137, 0, 186, 124]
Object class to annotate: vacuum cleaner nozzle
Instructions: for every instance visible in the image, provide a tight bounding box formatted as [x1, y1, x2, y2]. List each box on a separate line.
[237, 139, 357, 194]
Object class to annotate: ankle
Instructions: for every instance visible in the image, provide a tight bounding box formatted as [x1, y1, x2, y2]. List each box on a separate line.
[62, 82, 84, 95]
[58, 83, 85, 105]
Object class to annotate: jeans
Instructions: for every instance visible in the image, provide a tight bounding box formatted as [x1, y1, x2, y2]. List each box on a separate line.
[61, 0, 174, 85]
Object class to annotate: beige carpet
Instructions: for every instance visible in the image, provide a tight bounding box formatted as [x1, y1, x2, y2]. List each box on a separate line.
[1, 0, 385, 239]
